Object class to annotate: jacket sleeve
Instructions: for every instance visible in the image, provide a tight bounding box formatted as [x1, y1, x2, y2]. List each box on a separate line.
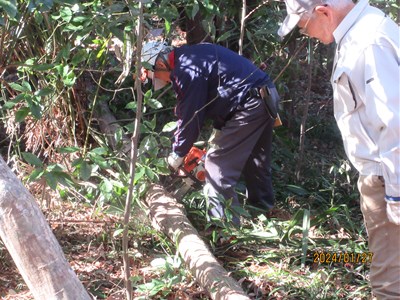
[171, 67, 208, 157]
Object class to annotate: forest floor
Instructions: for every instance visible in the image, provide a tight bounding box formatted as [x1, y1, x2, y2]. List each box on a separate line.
[0, 194, 216, 300]
[0, 193, 373, 300]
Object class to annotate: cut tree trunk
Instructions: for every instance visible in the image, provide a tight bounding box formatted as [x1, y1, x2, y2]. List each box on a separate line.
[145, 184, 250, 300]
[0, 157, 91, 300]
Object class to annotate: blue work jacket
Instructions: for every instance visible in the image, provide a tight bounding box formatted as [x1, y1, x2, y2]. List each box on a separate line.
[170, 43, 273, 156]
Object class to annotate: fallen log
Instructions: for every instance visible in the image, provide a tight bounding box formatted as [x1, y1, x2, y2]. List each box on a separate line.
[145, 184, 250, 300]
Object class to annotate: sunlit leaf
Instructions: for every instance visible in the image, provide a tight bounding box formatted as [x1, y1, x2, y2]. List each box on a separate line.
[162, 121, 177, 132]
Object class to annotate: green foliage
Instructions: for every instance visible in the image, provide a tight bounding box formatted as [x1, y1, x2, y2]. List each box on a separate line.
[135, 255, 186, 299]
[1, 0, 391, 298]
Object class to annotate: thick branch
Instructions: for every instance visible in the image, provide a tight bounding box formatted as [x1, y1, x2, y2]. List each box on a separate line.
[145, 184, 250, 300]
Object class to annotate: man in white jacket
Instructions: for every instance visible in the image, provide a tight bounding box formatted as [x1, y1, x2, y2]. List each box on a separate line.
[278, 0, 399, 299]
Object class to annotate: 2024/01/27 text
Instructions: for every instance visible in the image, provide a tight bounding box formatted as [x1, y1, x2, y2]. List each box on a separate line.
[313, 252, 373, 264]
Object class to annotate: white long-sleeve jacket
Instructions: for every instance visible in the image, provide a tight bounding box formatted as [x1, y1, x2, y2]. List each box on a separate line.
[332, 0, 400, 198]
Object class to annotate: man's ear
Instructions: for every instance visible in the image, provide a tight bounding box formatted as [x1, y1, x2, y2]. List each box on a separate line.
[315, 4, 330, 17]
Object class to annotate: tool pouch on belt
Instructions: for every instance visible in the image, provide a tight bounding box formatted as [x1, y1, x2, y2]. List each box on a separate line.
[260, 86, 282, 127]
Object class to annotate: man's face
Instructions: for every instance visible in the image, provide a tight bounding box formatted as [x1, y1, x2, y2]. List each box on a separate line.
[297, 5, 336, 45]
[140, 59, 171, 91]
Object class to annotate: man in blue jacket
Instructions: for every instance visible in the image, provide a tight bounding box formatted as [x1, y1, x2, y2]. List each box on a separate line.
[140, 41, 280, 226]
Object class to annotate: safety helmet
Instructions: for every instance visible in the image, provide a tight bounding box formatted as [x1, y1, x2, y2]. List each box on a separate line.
[140, 41, 173, 90]
[141, 41, 170, 68]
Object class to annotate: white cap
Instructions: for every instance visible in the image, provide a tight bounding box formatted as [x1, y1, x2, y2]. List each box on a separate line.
[278, 0, 320, 37]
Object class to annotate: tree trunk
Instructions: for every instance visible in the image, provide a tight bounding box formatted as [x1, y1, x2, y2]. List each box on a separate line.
[0, 157, 91, 300]
[145, 184, 250, 300]
[95, 100, 131, 156]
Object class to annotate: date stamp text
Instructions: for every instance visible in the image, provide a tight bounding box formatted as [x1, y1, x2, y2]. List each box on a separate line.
[313, 251, 373, 264]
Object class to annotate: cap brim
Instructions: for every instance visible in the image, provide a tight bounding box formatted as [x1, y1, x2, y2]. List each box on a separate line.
[278, 13, 301, 37]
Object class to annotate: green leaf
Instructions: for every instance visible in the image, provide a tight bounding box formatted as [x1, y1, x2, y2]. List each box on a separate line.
[144, 118, 156, 131]
[90, 147, 108, 155]
[286, 184, 309, 196]
[145, 98, 163, 109]
[45, 173, 58, 190]
[100, 179, 113, 194]
[60, 7, 73, 22]
[159, 136, 171, 147]
[31, 64, 54, 71]
[9, 82, 30, 92]
[217, 31, 233, 42]
[15, 107, 30, 122]
[52, 172, 73, 187]
[90, 155, 109, 169]
[3, 101, 17, 109]
[29, 168, 45, 181]
[71, 49, 88, 66]
[57, 146, 80, 153]
[80, 161, 92, 180]
[162, 121, 177, 132]
[22, 81, 32, 92]
[46, 164, 64, 172]
[134, 166, 145, 184]
[72, 157, 84, 167]
[0, 0, 17, 18]
[164, 18, 171, 35]
[28, 101, 42, 119]
[137, 279, 165, 296]
[35, 87, 54, 97]
[64, 24, 83, 32]
[62, 69, 76, 86]
[141, 61, 153, 70]
[139, 135, 158, 156]
[190, 3, 199, 19]
[125, 101, 137, 110]
[145, 167, 155, 181]
[22, 152, 43, 167]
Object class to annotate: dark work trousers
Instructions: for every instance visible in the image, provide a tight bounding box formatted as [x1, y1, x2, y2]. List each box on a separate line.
[204, 95, 275, 225]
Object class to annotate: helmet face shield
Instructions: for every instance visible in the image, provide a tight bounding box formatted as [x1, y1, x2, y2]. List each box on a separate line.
[140, 66, 169, 90]
[152, 77, 168, 91]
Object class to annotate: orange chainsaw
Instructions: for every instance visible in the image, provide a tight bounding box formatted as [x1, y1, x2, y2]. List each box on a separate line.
[164, 146, 206, 199]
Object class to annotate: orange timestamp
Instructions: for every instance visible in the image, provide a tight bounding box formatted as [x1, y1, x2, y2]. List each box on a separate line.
[313, 251, 373, 264]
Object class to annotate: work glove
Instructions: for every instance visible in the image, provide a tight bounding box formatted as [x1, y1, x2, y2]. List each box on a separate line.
[386, 196, 400, 225]
[167, 152, 184, 171]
